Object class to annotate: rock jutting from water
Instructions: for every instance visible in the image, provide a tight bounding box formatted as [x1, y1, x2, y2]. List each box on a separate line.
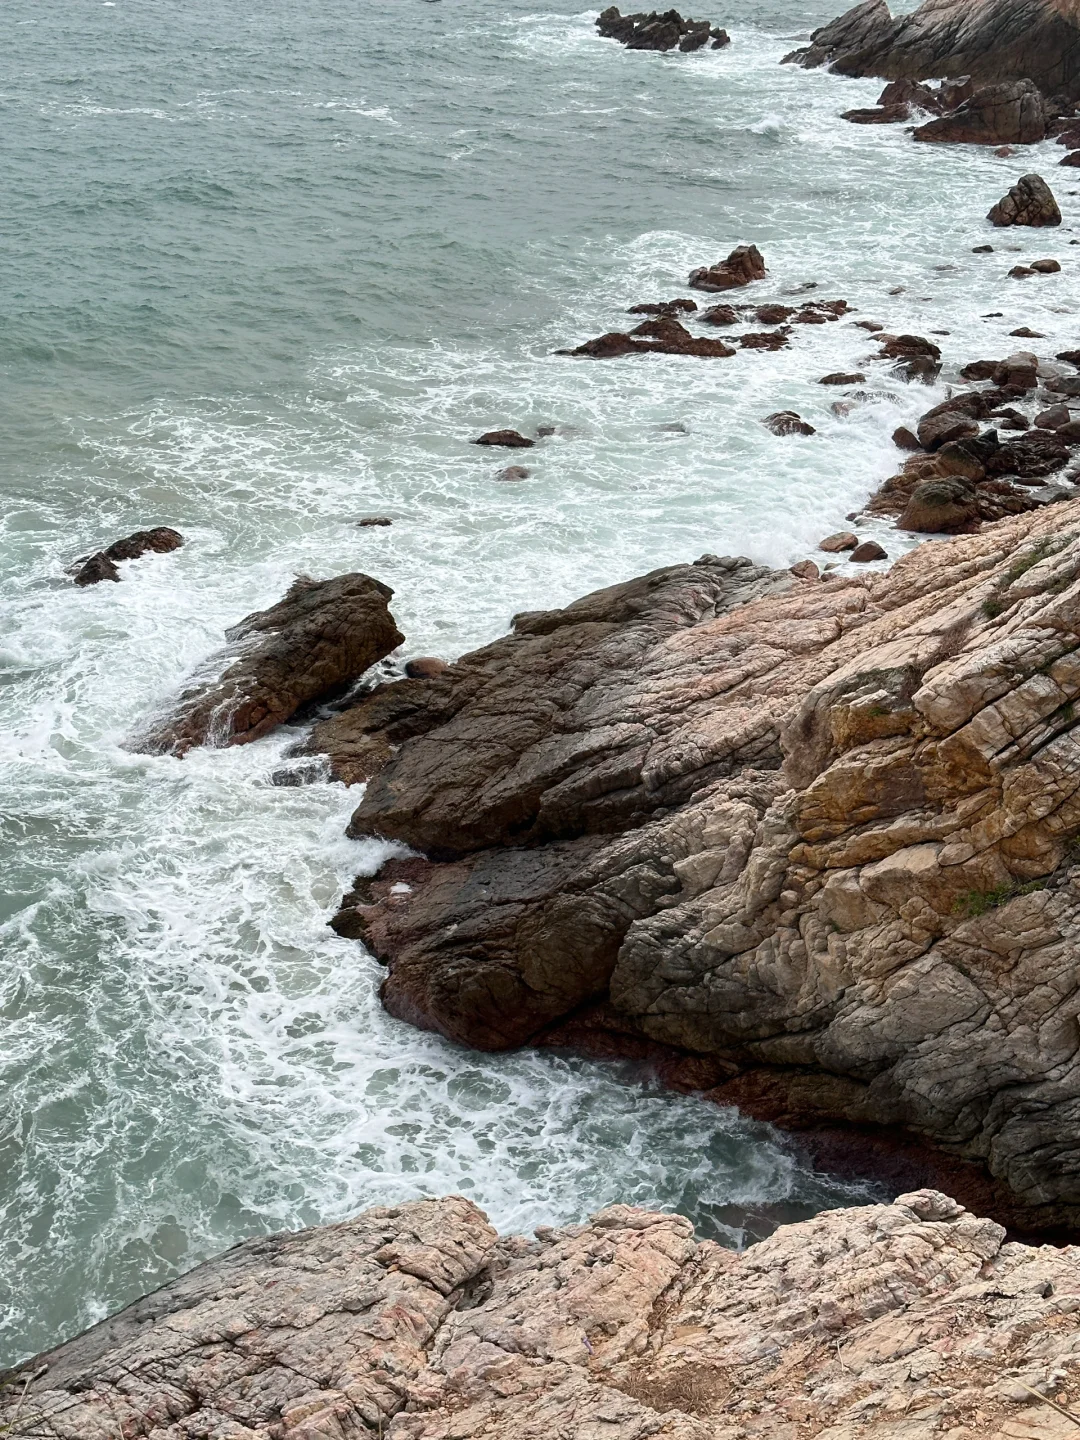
[988, 172, 1063, 226]
[595, 6, 730, 52]
[687, 242, 766, 291]
[132, 572, 403, 757]
[316, 501, 1080, 1236]
[9, 1189, 1080, 1439]
[70, 526, 183, 586]
[784, 0, 1080, 104]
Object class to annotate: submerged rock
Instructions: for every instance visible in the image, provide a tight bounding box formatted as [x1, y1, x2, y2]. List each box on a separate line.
[72, 526, 183, 586]
[133, 572, 403, 757]
[11, 1190, 1080, 1440]
[987, 172, 1062, 225]
[559, 316, 737, 358]
[763, 410, 816, 435]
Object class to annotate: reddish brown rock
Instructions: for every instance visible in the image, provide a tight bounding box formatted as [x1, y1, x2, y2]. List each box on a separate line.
[627, 298, 698, 315]
[72, 526, 183, 586]
[849, 539, 888, 560]
[818, 530, 858, 552]
[842, 103, 911, 122]
[790, 559, 821, 579]
[318, 505, 1080, 1231]
[1031, 256, 1063, 272]
[561, 317, 736, 358]
[688, 243, 767, 292]
[474, 429, 535, 448]
[892, 425, 921, 451]
[698, 303, 739, 325]
[1061, 148, 1080, 165]
[596, 6, 730, 51]
[739, 329, 790, 350]
[357, 515, 394, 527]
[763, 410, 816, 435]
[134, 572, 404, 757]
[913, 80, 1048, 145]
[496, 465, 531, 481]
[988, 172, 1062, 226]
[818, 371, 866, 385]
[1036, 403, 1072, 429]
[754, 303, 795, 324]
[405, 656, 450, 679]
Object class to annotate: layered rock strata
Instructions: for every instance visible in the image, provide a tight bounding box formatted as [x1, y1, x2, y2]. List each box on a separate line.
[135, 573, 403, 757]
[8, 1190, 1080, 1439]
[322, 503, 1080, 1232]
[785, 0, 1080, 105]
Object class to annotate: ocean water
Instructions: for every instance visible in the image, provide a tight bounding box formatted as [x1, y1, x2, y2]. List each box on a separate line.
[3, 0, 1080, 1366]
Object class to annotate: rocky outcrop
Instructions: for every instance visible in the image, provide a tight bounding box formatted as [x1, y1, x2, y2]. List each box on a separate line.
[134, 573, 403, 757]
[596, 6, 730, 51]
[318, 505, 1080, 1233]
[687, 243, 766, 292]
[71, 527, 183, 586]
[558, 316, 737, 358]
[913, 79, 1049, 144]
[10, 1189, 1080, 1439]
[785, 0, 1080, 104]
[989, 173, 1063, 225]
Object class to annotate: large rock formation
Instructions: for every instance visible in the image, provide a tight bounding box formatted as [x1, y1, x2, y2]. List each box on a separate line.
[785, 0, 1080, 103]
[989, 172, 1063, 225]
[320, 503, 1080, 1233]
[135, 573, 403, 757]
[913, 79, 1049, 144]
[596, 6, 730, 51]
[8, 1190, 1080, 1439]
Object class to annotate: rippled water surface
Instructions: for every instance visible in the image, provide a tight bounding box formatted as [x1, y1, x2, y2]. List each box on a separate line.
[4, 0, 1080, 1365]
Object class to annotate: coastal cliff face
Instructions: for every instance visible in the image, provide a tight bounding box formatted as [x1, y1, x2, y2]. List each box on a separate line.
[789, 0, 1080, 101]
[321, 503, 1080, 1233]
[7, 1190, 1080, 1439]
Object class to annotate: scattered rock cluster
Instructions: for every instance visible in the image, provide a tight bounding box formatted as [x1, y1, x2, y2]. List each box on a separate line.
[595, 6, 730, 51]
[9, 1190, 1080, 1440]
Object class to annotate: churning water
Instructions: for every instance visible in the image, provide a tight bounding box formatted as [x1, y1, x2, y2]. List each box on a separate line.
[4, 0, 1080, 1365]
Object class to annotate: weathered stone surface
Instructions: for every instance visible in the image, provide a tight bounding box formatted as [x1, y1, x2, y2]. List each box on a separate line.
[10, 1190, 1080, 1440]
[897, 475, 979, 531]
[913, 79, 1048, 145]
[321, 504, 1080, 1230]
[764, 410, 816, 435]
[72, 526, 183, 586]
[785, 0, 1080, 105]
[474, 429, 534, 447]
[989, 173, 1063, 226]
[135, 573, 403, 757]
[559, 316, 737, 359]
[688, 243, 767, 292]
[596, 6, 730, 52]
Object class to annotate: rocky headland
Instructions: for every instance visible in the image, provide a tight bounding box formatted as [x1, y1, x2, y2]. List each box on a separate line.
[7, 1189, 1080, 1438]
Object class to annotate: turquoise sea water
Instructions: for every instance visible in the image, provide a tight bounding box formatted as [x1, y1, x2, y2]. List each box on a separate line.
[3, 0, 1080, 1366]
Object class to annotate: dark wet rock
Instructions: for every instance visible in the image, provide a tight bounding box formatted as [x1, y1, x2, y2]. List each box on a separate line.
[819, 371, 866, 385]
[913, 80, 1048, 145]
[818, 530, 858, 551]
[989, 407, 1030, 430]
[842, 103, 911, 122]
[1046, 374, 1080, 398]
[560, 316, 737, 358]
[879, 77, 942, 110]
[755, 303, 796, 324]
[1061, 149, 1080, 166]
[134, 573, 404, 757]
[854, 319, 885, 331]
[627, 298, 698, 315]
[1059, 350, 1080, 366]
[987, 427, 1072, 478]
[356, 516, 394, 527]
[406, 657, 451, 679]
[1009, 265, 1036, 278]
[688, 243, 767, 292]
[988, 173, 1062, 226]
[699, 303, 739, 325]
[474, 430, 535, 448]
[1059, 419, 1080, 443]
[784, 0, 1080, 107]
[878, 333, 942, 376]
[764, 411, 816, 436]
[739, 329, 790, 350]
[992, 351, 1039, 389]
[72, 552, 122, 586]
[496, 465, 531, 481]
[1035, 403, 1072, 429]
[1010, 326, 1045, 337]
[973, 243, 995, 252]
[892, 425, 922, 451]
[1031, 256, 1063, 272]
[596, 6, 730, 52]
[960, 359, 999, 381]
[898, 477, 980, 532]
[850, 539, 888, 561]
[790, 559, 821, 579]
[72, 526, 183, 586]
[917, 398, 984, 450]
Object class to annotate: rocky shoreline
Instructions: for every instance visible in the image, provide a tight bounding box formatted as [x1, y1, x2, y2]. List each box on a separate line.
[8, 1189, 1080, 1438]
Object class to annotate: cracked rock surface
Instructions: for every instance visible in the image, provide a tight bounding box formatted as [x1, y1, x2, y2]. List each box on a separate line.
[7, 1191, 1080, 1438]
[323, 502, 1080, 1231]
